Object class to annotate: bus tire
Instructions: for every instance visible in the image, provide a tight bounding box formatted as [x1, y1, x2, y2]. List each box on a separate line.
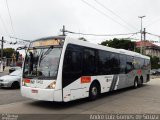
[89, 82, 100, 101]
[134, 78, 138, 88]
[140, 76, 143, 86]
[11, 82, 20, 89]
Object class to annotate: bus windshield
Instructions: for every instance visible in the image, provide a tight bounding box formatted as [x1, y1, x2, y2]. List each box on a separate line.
[23, 47, 62, 80]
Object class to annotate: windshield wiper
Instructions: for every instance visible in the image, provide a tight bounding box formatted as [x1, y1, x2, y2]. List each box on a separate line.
[41, 46, 53, 59]
[38, 46, 54, 66]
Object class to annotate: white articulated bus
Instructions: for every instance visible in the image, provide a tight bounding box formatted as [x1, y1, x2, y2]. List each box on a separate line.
[21, 36, 150, 102]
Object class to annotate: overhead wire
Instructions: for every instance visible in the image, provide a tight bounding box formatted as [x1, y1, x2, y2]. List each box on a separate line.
[94, 0, 138, 31]
[81, 0, 134, 32]
[126, 32, 140, 39]
[5, 0, 16, 37]
[9, 36, 31, 42]
[0, 24, 4, 34]
[4, 0, 29, 45]
[65, 30, 139, 37]
[0, 13, 10, 36]
[146, 17, 160, 28]
[4, 38, 28, 45]
[146, 32, 160, 38]
[126, 38, 140, 41]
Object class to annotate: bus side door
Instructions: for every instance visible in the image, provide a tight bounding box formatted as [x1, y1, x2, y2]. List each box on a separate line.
[62, 44, 83, 101]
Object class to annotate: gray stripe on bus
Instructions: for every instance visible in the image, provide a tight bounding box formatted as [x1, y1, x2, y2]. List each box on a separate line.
[109, 75, 118, 91]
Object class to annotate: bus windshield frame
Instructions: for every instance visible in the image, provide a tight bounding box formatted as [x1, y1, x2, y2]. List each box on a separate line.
[23, 45, 62, 80]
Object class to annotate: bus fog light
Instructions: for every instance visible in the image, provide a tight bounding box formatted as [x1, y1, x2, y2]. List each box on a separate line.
[47, 81, 56, 89]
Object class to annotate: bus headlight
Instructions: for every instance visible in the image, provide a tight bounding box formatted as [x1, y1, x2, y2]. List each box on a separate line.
[22, 79, 30, 86]
[47, 81, 56, 89]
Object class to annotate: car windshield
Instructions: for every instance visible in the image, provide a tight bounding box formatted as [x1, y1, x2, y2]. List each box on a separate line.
[10, 70, 22, 76]
[23, 47, 62, 80]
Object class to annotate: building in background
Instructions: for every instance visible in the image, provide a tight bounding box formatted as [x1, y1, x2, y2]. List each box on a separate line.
[136, 41, 160, 57]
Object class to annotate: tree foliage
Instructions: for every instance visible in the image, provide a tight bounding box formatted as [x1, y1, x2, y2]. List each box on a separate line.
[150, 56, 160, 69]
[100, 38, 160, 69]
[3, 48, 15, 58]
[100, 38, 135, 51]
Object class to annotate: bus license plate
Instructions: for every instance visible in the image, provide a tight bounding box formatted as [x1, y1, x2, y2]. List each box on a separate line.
[32, 89, 38, 93]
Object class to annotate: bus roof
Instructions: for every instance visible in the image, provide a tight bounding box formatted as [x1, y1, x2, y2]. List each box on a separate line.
[31, 36, 65, 47]
[34, 36, 65, 42]
[31, 36, 149, 60]
[64, 37, 150, 60]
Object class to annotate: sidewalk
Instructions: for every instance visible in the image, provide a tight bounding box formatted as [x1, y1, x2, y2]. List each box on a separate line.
[0, 66, 10, 76]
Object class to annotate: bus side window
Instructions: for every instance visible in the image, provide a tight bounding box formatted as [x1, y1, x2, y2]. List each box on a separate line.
[62, 45, 82, 88]
[140, 58, 145, 69]
[126, 56, 134, 73]
[97, 50, 110, 75]
[119, 54, 126, 74]
[63, 51, 82, 72]
[145, 59, 150, 69]
[83, 48, 96, 76]
[109, 53, 120, 74]
[134, 57, 140, 69]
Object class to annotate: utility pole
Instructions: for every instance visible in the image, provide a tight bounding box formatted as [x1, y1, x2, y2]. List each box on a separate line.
[138, 16, 146, 54]
[62, 25, 66, 36]
[0, 36, 4, 72]
[1, 36, 4, 61]
[143, 28, 146, 55]
[143, 28, 146, 41]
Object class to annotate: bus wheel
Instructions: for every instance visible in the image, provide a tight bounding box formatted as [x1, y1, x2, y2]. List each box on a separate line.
[11, 82, 20, 89]
[89, 83, 99, 100]
[134, 79, 138, 88]
[140, 77, 143, 86]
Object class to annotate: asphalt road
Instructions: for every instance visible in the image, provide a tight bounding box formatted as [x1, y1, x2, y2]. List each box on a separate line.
[0, 88, 28, 105]
[0, 77, 160, 120]
[0, 70, 9, 77]
[0, 69, 29, 105]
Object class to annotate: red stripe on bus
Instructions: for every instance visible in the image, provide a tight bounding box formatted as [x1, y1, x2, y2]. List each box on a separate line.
[137, 70, 142, 75]
[81, 76, 91, 83]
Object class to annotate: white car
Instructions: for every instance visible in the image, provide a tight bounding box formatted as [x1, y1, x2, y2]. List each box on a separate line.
[0, 69, 22, 88]
[9, 66, 21, 73]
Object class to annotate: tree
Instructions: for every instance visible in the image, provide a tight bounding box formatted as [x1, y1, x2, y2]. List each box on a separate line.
[100, 38, 160, 69]
[100, 38, 135, 51]
[150, 56, 160, 69]
[3, 48, 15, 58]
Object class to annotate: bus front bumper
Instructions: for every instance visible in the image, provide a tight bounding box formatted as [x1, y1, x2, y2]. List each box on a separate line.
[21, 86, 62, 102]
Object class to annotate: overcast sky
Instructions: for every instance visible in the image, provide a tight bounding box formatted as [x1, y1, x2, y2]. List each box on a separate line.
[0, 0, 160, 49]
